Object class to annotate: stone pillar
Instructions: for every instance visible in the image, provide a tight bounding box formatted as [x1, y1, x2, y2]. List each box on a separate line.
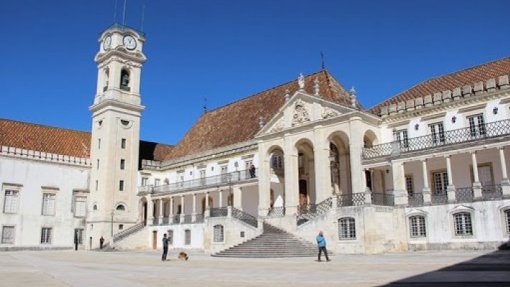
[157, 199, 163, 224]
[233, 186, 242, 210]
[421, 160, 431, 204]
[169, 197, 173, 223]
[391, 161, 408, 206]
[445, 155, 456, 203]
[313, 125, 331, 202]
[498, 147, 510, 197]
[218, 190, 223, 208]
[147, 195, 154, 226]
[257, 141, 271, 217]
[180, 195, 185, 223]
[284, 134, 299, 216]
[471, 152, 482, 199]
[192, 193, 197, 222]
[205, 192, 210, 218]
[349, 117, 364, 194]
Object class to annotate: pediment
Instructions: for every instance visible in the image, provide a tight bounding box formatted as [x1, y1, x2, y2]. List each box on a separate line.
[257, 90, 353, 137]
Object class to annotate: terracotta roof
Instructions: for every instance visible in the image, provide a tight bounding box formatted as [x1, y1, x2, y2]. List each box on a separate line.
[370, 56, 510, 115]
[164, 70, 356, 161]
[0, 118, 172, 161]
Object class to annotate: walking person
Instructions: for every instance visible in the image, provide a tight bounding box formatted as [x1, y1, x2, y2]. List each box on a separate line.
[162, 233, 169, 261]
[74, 230, 79, 251]
[316, 231, 330, 262]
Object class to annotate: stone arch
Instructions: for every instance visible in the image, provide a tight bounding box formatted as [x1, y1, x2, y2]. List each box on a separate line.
[120, 68, 130, 91]
[363, 129, 378, 148]
[327, 130, 351, 194]
[295, 138, 316, 210]
[115, 202, 127, 211]
[139, 197, 148, 226]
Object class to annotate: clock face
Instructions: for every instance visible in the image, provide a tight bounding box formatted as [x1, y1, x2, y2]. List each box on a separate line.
[103, 36, 112, 50]
[123, 35, 137, 50]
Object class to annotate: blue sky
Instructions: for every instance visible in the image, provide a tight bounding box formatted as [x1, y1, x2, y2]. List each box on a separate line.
[1, 0, 509, 145]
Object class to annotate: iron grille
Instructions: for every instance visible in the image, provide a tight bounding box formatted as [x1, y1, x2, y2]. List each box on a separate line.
[407, 193, 424, 207]
[267, 206, 286, 217]
[455, 187, 474, 203]
[210, 207, 228, 217]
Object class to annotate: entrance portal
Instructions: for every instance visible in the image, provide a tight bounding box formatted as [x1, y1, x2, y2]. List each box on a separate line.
[299, 179, 308, 213]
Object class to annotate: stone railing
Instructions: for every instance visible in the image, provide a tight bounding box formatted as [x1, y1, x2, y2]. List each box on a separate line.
[232, 207, 258, 228]
[0, 145, 91, 167]
[406, 184, 504, 207]
[378, 75, 509, 117]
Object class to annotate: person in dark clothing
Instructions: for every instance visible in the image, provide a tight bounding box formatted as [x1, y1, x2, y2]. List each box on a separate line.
[162, 233, 169, 261]
[99, 236, 105, 249]
[249, 164, 256, 178]
[74, 231, 79, 251]
[316, 231, 330, 262]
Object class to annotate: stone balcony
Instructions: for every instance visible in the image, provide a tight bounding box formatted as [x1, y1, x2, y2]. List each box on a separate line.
[362, 119, 510, 162]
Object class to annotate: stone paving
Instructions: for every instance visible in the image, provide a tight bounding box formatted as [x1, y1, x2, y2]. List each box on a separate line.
[0, 249, 509, 287]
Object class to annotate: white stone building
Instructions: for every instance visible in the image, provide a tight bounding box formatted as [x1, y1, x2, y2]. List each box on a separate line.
[1, 24, 510, 255]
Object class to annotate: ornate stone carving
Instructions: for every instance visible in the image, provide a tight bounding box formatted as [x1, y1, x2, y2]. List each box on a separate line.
[292, 99, 311, 126]
[269, 121, 284, 133]
[298, 73, 305, 90]
[321, 107, 339, 119]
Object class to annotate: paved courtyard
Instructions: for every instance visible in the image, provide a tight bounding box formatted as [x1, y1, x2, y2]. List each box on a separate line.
[1, 249, 509, 287]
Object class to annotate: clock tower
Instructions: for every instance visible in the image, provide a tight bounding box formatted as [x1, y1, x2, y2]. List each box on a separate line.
[87, 24, 146, 249]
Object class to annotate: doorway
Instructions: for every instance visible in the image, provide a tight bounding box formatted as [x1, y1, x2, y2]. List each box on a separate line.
[299, 179, 308, 213]
[152, 231, 157, 250]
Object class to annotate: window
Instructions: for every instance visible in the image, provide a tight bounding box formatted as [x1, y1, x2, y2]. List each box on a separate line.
[409, 215, 426, 238]
[405, 175, 414, 195]
[338, 217, 356, 240]
[454, 212, 473, 236]
[271, 154, 283, 170]
[200, 169, 206, 185]
[141, 177, 148, 186]
[120, 159, 125, 170]
[184, 229, 191, 245]
[121, 138, 126, 149]
[118, 224, 124, 230]
[119, 180, 124, 191]
[430, 122, 445, 145]
[116, 204, 125, 211]
[504, 210, 510, 234]
[97, 159, 100, 170]
[177, 172, 184, 187]
[396, 129, 409, 148]
[3, 190, 19, 214]
[74, 196, 87, 217]
[98, 138, 101, 149]
[74, 228, 84, 245]
[468, 114, 486, 138]
[42, 193, 56, 216]
[167, 230, 174, 245]
[213, 225, 224, 242]
[41, 227, 52, 244]
[120, 69, 130, 91]
[1, 226, 15, 244]
[220, 165, 228, 183]
[154, 179, 160, 186]
[432, 171, 448, 194]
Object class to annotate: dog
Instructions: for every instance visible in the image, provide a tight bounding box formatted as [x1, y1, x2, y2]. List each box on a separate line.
[178, 251, 189, 261]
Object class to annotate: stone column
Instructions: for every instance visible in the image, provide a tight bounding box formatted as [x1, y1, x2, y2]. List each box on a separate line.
[180, 195, 185, 223]
[313, 125, 331, 202]
[349, 117, 364, 194]
[284, 134, 299, 216]
[471, 152, 482, 199]
[421, 160, 431, 204]
[192, 193, 197, 222]
[445, 155, 456, 203]
[498, 147, 510, 197]
[147, 195, 154, 226]
[218, 190, 223, 208]
[169, 197, 174, 223]
[158, 199, 163, 224]
[257, 141, 270, 217]
[233, 186, 242, 210]
[391, 161, 408, 206]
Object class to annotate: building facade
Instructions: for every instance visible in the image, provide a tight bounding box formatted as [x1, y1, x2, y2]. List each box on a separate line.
[1, 25, 510, 254]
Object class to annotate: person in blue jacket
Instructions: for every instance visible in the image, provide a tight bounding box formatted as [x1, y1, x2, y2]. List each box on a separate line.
[316, 230, 330, 262]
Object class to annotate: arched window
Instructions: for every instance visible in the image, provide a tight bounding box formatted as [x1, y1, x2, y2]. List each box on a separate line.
[504, 209, 510, 234]
[409, 215, 426, 238]
[93, 203, 98, 211]
[120, 69, 130, 91]
[103, 68, 109, 91]
[213, 225, 224, 242]
[453, 212, 473, 236]
[116, 204, 126, 211]
[184, 229, 191, 245]
[338, 217, 356, 240]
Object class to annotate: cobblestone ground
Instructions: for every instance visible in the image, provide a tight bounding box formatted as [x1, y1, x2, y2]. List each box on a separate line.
[0, 249, 509, 287]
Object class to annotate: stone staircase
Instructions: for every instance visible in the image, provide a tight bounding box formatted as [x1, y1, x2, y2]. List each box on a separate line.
[113, 222, 145, 242]
[212, 223, 318, 258]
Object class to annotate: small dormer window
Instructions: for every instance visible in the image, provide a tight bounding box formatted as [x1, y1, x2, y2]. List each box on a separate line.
[120, 69, 130, 91]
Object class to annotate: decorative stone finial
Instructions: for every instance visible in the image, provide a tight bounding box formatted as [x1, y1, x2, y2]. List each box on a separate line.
[313, 78, 320, 96]
[350, 86, 357, 108]
[258, 116, 265, 128]
[284, 89, 290, 102]
[298, 73, 305, 90]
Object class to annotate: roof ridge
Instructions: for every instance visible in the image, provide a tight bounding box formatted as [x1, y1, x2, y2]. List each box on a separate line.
[0, 118, 90, 135]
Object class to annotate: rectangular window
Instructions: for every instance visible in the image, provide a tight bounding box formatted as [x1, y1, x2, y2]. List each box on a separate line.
[468, 114, 486, 138]
[3, 190, 19, 214]
[184, 229, 191, 245]
[120, 159, 125, 170]
[154, 179, 160, 186]
[429, 122, 445, 145]
[432, 171, 448, 194]
[74, 228, 84, 245]
[141, 177, 148, 186]
[121, 138, 126, 149]
[1, 226, 15, 244]
[42, 193, 56, 216]
[454, 212, 473, 236]
[200, 169, 206, 185]
[409, 216, 426, 238]
[221, 165, 228, 183]
[119, 180, 124, 191]
[41, 227, 52, 244]
[405, 175, 414, 195]
[74, 196, 87, 217]
[396, 129, 409, 148]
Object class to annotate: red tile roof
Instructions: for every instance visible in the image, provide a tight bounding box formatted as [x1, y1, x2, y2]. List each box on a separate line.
[370, 56, 510, 115]
[164, 70, 356, 161]
[0, 119, 172, 161]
